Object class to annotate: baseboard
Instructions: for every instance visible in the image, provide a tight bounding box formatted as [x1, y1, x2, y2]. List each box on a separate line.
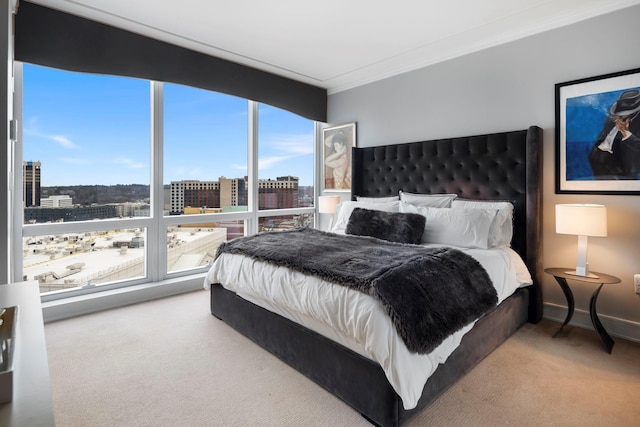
[42, 274, 206, 323]
[544, 302, 640, 344]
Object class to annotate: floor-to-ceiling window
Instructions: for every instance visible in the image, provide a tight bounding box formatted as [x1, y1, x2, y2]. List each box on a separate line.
[17, 63, 315, 298]
[163, 83, 250, 274]
[257, 103, 315, 232]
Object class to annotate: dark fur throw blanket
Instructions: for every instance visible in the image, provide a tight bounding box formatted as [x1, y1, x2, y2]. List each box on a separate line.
[216, 228, 497, 354]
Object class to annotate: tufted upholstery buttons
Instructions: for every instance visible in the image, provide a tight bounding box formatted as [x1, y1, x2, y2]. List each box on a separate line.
[351, 129, 533, 260]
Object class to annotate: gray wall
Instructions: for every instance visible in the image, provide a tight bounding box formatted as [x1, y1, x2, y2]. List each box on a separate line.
[327, 5, 640, 341]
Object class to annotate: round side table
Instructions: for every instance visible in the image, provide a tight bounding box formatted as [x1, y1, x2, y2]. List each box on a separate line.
[544, 267, 620, 353]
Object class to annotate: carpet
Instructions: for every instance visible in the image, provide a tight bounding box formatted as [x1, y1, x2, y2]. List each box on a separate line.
[45, 289, 640, 426]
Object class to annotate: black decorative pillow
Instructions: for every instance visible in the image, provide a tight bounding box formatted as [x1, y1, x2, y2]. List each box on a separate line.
[345, 208, 426, 245]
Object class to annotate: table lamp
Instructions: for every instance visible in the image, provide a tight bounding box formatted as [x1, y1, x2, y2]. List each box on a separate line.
[318, 195, 341, 230]
[555, 204, 607, 278]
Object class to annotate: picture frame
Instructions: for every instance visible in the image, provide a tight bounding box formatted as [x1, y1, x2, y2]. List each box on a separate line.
[555, 67, 640, 194]
[322, 122, 356, 191]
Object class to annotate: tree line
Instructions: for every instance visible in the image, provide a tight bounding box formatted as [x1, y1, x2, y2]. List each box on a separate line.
[41, 184, 153, 206]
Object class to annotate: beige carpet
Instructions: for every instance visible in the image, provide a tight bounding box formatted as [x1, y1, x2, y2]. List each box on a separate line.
[45, 289, 640, 427]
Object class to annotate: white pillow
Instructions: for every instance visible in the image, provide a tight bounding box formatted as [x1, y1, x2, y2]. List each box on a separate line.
[331, 200, 400, 233]
[355, 195, 400, 202]
[451, 199, 514, 248]
[399, 191, 457, 208]
[399, 202, 497, 249]
[510, 249, 533, 286]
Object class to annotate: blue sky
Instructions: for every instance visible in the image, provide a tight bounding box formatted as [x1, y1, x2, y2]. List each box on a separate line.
[23, 64, 315, 187]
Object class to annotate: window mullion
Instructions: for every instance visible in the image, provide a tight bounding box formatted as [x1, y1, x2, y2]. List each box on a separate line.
[148, 81, 163, 282]
[247, 100, 258, 235]
[11, 62, 23, 283]
[314, 121, 322, 229]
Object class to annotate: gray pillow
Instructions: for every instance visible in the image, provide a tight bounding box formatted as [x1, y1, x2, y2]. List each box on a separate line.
[345, 208, 426, 245]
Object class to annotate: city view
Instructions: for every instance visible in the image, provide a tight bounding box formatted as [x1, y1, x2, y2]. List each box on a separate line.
[23, 161, 314, 292]
[21, 63, 315, 294]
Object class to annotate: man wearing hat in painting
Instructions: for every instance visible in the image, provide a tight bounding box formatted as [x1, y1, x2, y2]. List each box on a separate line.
[589, 89, 640, 179]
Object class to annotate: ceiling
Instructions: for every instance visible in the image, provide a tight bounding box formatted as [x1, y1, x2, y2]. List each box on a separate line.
[26, 0, 640, 94]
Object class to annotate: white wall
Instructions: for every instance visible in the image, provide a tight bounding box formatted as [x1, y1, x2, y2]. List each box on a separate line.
[327, 5, 640, 341]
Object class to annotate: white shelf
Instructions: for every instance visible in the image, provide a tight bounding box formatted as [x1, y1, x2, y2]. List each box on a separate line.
[0, 281, 55, 426]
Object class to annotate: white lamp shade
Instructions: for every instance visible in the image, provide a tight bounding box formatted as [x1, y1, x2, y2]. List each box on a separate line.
[318, 195, 341, 214]
[555, 204, 607, 237]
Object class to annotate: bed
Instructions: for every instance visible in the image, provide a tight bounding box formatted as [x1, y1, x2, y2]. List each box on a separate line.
[205, 126, 543, 427]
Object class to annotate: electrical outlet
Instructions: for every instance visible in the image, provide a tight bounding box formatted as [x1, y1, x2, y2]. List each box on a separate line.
[635, 274, 640, 295]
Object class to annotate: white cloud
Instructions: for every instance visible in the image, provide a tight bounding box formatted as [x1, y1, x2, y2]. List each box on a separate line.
[113, 158, 145, 169]
[255, 133, 313, 171]
[60, 157, 90, 165]
[51, 135, 78, 149]
[231, 156, 298, 172]
[271, 134, 314, 155]
[231, 164, 247, 171]
[229, 155, 298, 176]
[24, 126, 78, 149]
[259, 155, 296, 170]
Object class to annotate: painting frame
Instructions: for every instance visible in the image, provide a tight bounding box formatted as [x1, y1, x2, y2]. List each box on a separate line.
[322, 122, 356, 192]
[555, 67, 640, 194]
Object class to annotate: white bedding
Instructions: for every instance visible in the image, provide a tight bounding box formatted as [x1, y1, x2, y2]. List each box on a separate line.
[204, 243, 531, 410]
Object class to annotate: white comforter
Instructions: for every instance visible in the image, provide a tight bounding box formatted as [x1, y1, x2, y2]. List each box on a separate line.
[204, 243, 531, 410]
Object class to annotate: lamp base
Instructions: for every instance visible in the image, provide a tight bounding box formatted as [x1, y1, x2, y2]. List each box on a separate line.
[572, 239, 599, 279]
[564, 270, 600, 279]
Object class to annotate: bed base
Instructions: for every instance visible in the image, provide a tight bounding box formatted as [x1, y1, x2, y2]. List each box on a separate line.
[211, 285, 529, 427]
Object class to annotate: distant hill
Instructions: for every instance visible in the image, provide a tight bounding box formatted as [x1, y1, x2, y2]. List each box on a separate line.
[41, 184, 314, 206]
[41, 184, 152, 206]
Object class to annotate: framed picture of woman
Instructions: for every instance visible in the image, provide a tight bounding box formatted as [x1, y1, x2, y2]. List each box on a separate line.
[322, 122, 356, 191]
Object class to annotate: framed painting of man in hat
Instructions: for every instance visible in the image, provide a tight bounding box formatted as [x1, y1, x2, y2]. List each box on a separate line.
[555, 67, 640, 194]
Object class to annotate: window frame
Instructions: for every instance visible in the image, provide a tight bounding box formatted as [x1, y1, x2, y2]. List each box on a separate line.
[13, 64, 317, 302]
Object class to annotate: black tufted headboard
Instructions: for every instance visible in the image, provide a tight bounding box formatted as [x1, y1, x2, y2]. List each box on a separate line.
[351, 126, 543, 322]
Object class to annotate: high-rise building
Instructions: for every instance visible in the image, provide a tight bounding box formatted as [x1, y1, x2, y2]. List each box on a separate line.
[40, 195, 73, 208]
[258, 176, 298, 210]
[219, 177, 246, 208]
[170, 180, 221, 215]
[169, 176, 297, 214]
[23, 161, 41, 207]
